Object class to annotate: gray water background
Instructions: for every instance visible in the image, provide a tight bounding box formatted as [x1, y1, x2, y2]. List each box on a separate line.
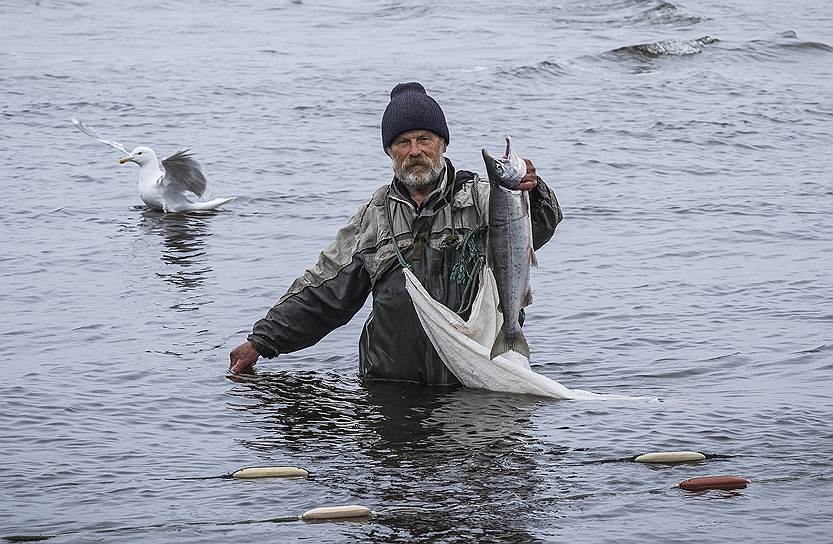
[1, 0, 832, 542]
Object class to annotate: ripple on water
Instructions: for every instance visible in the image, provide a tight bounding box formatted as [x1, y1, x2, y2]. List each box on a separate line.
[2, 0, 833, 542]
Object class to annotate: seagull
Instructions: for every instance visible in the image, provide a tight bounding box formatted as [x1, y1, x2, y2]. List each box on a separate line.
[72, 119, 235, 212]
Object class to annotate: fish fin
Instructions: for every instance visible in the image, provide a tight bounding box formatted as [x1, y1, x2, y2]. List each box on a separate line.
[490, 329, 531, 360]
[490, 332, 511, 360]
[522, 285, 533, 307]
[522, 191, 537, 268]
[513, 330, 531, 359]
[521, 190, 530, 215]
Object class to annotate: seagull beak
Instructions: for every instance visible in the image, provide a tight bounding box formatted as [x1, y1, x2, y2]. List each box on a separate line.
[118, 155, 133, 164]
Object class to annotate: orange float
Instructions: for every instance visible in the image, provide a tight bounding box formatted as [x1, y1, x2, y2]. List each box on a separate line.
[678, 475, 749, 491]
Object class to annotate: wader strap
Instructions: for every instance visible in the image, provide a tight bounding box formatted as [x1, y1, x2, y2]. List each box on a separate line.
[450, 175, 487, 314]
[386, 178, 487, 315]
[384, 189, 413, 271]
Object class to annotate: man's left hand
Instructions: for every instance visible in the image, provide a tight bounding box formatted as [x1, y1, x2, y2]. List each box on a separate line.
[518, 159, 538, 192]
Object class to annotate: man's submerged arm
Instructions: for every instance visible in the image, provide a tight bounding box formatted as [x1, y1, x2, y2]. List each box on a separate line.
[247, 203, 373, 359]
[529, 177, 562, 250]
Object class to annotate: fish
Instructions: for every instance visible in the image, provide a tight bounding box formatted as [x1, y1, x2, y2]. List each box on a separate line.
[482, 135, 537, 360]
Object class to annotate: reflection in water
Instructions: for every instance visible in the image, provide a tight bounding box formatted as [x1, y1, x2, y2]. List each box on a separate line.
[227, 371, 562, 542]
[139, 210, 214, 291]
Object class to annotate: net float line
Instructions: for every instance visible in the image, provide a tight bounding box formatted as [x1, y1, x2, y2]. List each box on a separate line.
[582, 452, 733, 465]
[1, 504, 373, 542]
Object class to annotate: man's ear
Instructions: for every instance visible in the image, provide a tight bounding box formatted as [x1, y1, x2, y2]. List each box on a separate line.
[384, 146, 391, 157]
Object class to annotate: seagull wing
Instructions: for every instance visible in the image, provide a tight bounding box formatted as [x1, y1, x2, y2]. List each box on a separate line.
[71, 118, 130, 155]
[161, 149, 207, 197]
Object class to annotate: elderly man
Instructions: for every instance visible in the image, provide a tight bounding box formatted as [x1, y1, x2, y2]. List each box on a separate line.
[229, 82, 562, 385]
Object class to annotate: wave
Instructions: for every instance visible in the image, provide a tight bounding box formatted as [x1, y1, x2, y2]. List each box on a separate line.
[497, 60, 567, 80]
[546, 0, 703, 28]
[743, 31, 833, 60]
[364, 2, 437, 20]
[597, 31, 831, 70]
[612, 35, 717, 58]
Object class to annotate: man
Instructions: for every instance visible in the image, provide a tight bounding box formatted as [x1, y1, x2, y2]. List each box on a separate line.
[229, 82, 562, 385]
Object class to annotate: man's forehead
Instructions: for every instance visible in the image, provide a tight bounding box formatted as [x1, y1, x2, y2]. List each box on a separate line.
[394, 129, 439, 141]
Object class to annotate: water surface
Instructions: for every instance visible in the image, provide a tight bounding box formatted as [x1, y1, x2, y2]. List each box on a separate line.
[1, 0, 832, 542]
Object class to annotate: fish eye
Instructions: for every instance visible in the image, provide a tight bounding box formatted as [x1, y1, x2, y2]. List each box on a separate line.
[138, 152, 143, 155]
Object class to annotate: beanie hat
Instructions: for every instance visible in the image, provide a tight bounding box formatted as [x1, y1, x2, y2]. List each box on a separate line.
[381, 82, 450, 150]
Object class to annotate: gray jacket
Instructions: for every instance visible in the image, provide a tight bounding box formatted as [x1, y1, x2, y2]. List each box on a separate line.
[248, 159, 562, 385]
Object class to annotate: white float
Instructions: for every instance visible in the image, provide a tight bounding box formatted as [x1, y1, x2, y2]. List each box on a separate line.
[231, 466, 309, 479]
[301, 505, 372, 521]
[634, 451, 706, 463]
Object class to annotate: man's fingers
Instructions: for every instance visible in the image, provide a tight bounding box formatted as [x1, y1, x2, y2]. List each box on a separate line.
[519, 159, 538, 191]
[230, 358, 245, 374]
[229, 341, 256, 372]
[233, 360, 255, 374]
[523, 158, 536, 177]
[518, 176, 538, 192]
[229, 347, 240, 369]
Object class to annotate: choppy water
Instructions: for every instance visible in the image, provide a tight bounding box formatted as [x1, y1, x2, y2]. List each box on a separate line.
[2, 0, 832, 542]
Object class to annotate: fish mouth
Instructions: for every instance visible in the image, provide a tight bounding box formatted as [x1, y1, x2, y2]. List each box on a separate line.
[482, 148, 501, 181]
[117, 156, 133, 164]
[481, 148, 495, 168]
[483, 136, 526, 189]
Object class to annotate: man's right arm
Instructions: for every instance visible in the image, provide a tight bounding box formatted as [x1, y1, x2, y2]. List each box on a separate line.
[230, 202, 373, 373]
[246, 254, 372, 358]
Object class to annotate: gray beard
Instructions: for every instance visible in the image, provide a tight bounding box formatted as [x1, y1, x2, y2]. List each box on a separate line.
[393, 156, 446, 191]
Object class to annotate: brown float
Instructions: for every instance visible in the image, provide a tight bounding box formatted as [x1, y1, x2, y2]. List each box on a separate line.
[678, 475, 749, 491]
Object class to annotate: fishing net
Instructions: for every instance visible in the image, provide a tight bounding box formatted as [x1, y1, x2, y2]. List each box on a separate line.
[405, 266, 649, 400]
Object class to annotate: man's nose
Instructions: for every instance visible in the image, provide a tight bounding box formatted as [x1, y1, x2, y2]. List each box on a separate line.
[407, 141, 423, 156]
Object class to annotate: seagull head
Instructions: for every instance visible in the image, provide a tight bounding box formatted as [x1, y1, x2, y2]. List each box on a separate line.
[118, 146, 158, 167]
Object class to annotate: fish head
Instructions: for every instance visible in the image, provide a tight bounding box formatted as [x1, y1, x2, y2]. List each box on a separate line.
[119, 146, 158, 167]
[481, 136, 527, 190]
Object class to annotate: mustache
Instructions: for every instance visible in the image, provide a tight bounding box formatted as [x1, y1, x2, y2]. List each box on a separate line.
[401, 156, 431, 169]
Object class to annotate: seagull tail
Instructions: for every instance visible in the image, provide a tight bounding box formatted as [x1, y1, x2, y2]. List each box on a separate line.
[185, 197, 236, 211]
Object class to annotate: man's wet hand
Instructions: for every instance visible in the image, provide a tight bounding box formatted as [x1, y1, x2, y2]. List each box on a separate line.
[518, 159, 538, 192]
[229, 340, 260, 373]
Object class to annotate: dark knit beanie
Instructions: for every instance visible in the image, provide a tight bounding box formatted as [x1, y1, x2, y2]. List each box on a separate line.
[381, 82, 450, 150]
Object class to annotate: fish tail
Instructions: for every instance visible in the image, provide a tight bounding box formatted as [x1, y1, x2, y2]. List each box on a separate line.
[513, 329, 531, 358]
[490, 328, 531, 360]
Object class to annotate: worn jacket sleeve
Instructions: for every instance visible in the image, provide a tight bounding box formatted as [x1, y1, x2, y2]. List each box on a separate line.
[528, 177, 563, 250]
[247, 202, 373, 358]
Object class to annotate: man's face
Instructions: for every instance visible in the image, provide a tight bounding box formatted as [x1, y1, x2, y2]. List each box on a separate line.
[388, 129, 447, 191]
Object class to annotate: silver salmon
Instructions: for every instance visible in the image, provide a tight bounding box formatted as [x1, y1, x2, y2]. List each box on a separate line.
[482, 135, 537, 359]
